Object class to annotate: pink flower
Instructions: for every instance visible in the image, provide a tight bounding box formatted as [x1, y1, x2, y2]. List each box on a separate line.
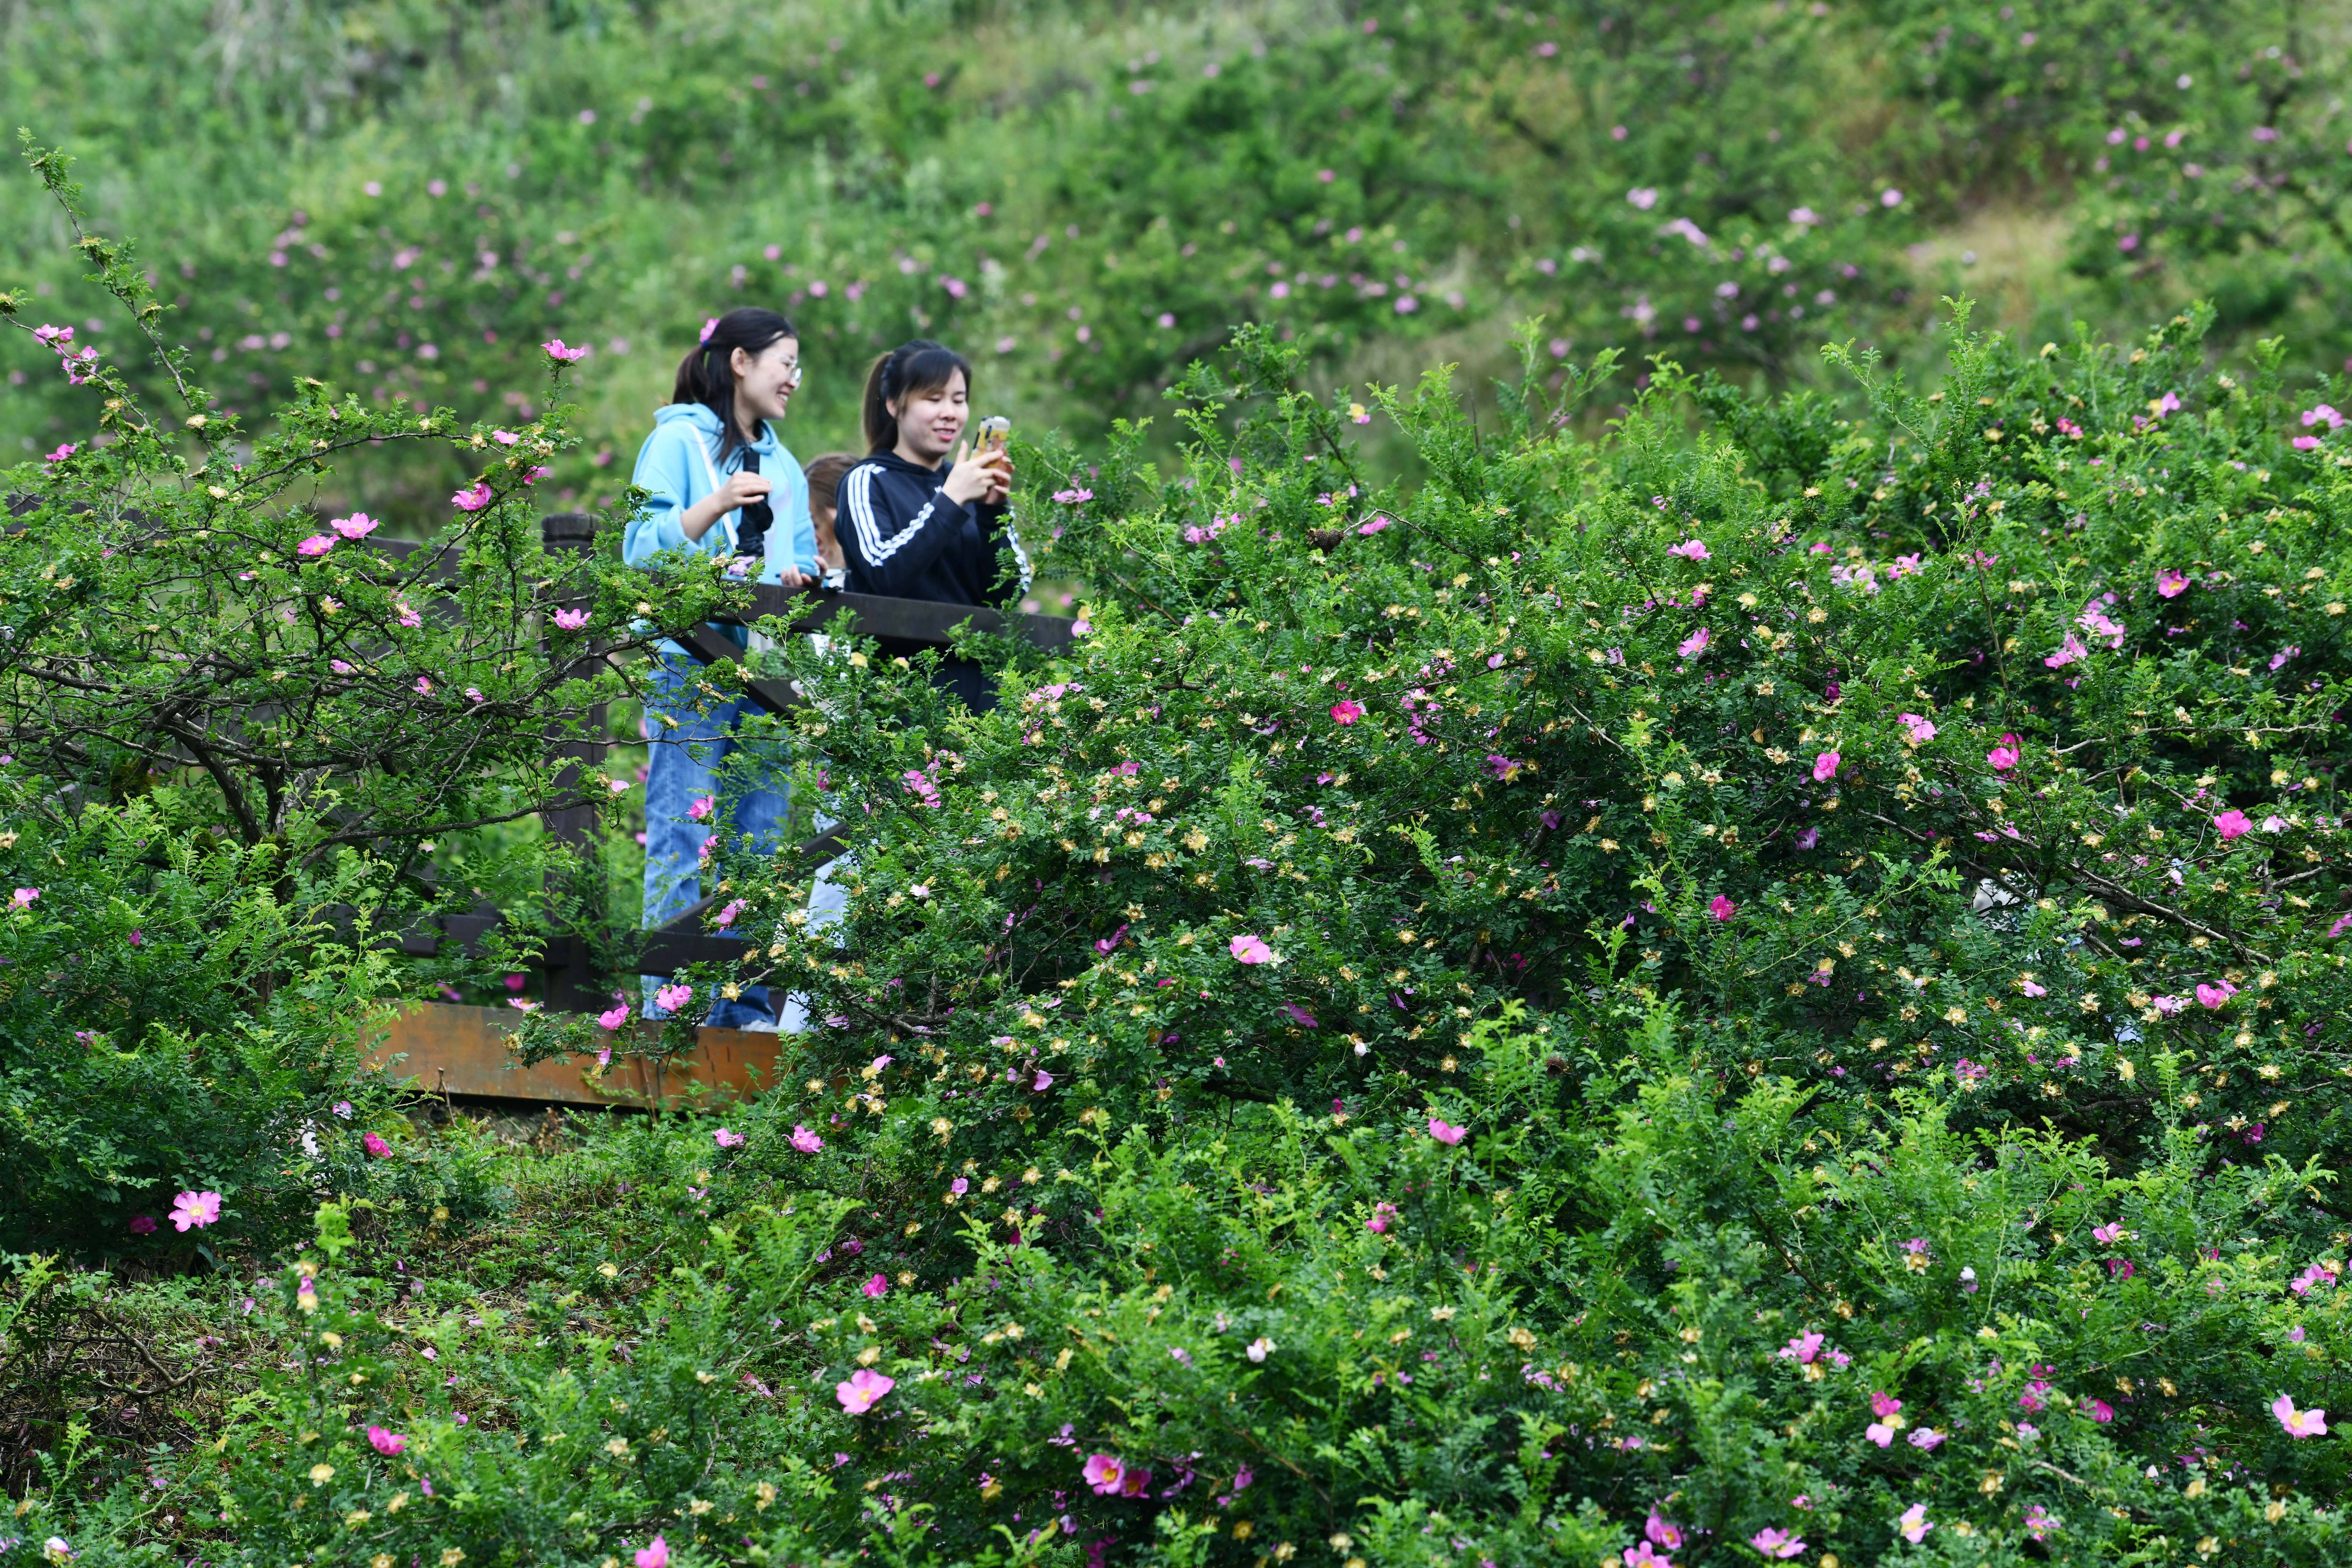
[1811, 751, 1840, 783]
[1644, 1514, 1684, 1551]
[43, 443, 76, 463]
[1677, 627, 1710, 658]
[128, 1215, 157, 1234]
[2044, 633, 2088, 668]
[1358, 515, 1391, 534]
[713, 899, 748, 929]
[1987, 735, 2021, 771]
[1750, 1528, 1805, 1559]
[654, 983, 693, 1013]
[553, 608, 590, 631]
[1329, 699, 1364, 725]
[2195, 982, 2234, 1009]
[2087, 1398, 2114, 1423]
[2302, 403, 2345, 430]
[1622, 1547, 1672, 1568]
[835, 1368, 894, 1413]
[2152, 994, 2184, 1014]
[687, 795, 716, 822]
[367, 1425, 407, 1456]
[790, 1125, 824, 1154]
[1778, 1332, 1822, 1363]
[395, 598, 422, 628]
[451, 482, 494, 512]
[1865, 1421, 1896, 1447]
[363, 1132, 392, 1157]
[297, 534, 337, 557]
[543, 338, 590, 362]
[2020, 977, 2047, 997]
[1230, 934, 1274, 964]
[1898, 1504, 1932, 1544]
[10, 888, 39, 909]
[1668, 539, 1709, 560]
[713, 1127, 744, 1148]
[2275, 1394, 2327, 1437]
[1083, 1453, 1126, 1494]
[1707, 894, 1736, 921]
[169, 1190, 221, 1231]
[1427, 1117, 1467, 1146]
[2156, 568, 2189, 598]
[861, 1272, 889, 1298]
[1871, 1389, 1902, 1419]
[413, 677, 433, 695]
[2213, 809, 2253, 840]
[1366, 1201, 1400, 1234]
[1032, 1069, 1055, 1091]
[596, 1002, 630, 1029]
[1897, 713, 1936, 744]
[634, 1536, 668, 1568]
[331, 513, 379, 540]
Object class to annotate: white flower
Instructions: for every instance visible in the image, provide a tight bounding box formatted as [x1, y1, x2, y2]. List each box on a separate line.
[1246, 1337, 1275, 1362]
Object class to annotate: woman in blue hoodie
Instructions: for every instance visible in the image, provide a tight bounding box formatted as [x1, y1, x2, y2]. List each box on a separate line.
[837, 340, 1027, 710]
[625, 307, 819, 1029]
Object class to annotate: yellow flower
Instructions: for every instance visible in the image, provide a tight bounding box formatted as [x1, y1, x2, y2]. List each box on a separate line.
[442, 1551, 467, 1567]
[308, 1463, 335, 1486]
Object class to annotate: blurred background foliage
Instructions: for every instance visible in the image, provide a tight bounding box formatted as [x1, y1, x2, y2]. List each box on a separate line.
[9, 0, 2352, 523]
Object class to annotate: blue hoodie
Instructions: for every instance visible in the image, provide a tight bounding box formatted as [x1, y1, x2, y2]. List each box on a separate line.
[626, 405, 818, 648]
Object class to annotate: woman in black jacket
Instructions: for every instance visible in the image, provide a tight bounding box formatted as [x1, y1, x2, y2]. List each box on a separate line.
[838, 340, 1027, 710]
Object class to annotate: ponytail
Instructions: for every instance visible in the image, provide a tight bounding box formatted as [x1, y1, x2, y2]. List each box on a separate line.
[672, 307, 798, 463]
[862, 340, 974, 454]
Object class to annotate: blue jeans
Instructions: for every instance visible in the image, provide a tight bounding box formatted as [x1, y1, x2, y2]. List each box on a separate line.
[641, 652, 788, 1029]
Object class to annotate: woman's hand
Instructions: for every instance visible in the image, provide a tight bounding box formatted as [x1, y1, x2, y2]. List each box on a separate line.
[940, 440, 1012, 506]
[680, 468, 774, 541]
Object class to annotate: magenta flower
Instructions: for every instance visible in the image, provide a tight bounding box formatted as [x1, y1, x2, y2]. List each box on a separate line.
[1778, 1332, 1822, 1364]
[44, 443, 76, 463]
[2196, 982, 2234, 1010]
[367, 1425, 408, 1456]
[363, 1132, 392, 1157]
[2156, 568, 2189, 598]
[1677, 627, 1711, 658]
[1898, 1504, 1932, 1544]
[790, 1125, 824, 1153]
[1083, 1453, 1126, 1494]
[713, 899, 747, 929]
[713, 1127, 744, 1148]
[2213, 809, 2253, 840]
[1871, 1389, 1902, 1418]
[129, 1214, 158, 1234]
[862, 1272, 888, 1298]
[1230, 933, 1274, 964]
[553, 608, 589, 631]
[2044, 633, 2088, 669]
[1987, 734, 2021, 771]
[2275, 1394, 2329, 1437]
[1427, 1117, 1467, 1146]
[543, 338, 590, 362]
[1366, 1201, 1400, 1234]
[1668, 539, 1710, 561]
[634, 1537, 668, 1568]
[1897, 713, 1936, 744]
[654, 982, 693, 1013]
[1811, 751, 1840, 783]
[1281, 1003, 1318, 1028]
[451, 482, 494, 512]
[596, 1002, 629, 1029]
[1707, 894, 1736, 922]
[687, 795, 716, 821]
[169, 1190, 221, 1231]
[2087, 1398, 2114, 1423]
[1749, 1527, 1805, 1559]
[1358, 515, 1391, 534]
[1329, 699, 1364, 725]
[298, 534, 337, 557]
[836, 1367, 895, 1413]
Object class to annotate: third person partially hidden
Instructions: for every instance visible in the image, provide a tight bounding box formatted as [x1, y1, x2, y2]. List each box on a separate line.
[836, 339, 1029, 711]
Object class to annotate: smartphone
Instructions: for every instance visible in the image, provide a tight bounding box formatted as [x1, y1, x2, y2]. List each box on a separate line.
[973, 416, 1010, 458]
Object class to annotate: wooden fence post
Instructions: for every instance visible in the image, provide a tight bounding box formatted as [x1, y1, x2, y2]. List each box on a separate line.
[540, 512, 606, 1013]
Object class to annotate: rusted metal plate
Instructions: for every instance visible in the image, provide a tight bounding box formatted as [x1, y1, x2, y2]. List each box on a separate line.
[363, 1004, 787, 1108]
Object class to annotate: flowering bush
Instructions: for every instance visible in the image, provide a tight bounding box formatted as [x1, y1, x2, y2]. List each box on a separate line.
[0, 145, 730, 1254]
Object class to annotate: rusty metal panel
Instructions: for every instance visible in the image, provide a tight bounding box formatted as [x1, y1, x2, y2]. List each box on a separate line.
[362, 1004, 788, 1108]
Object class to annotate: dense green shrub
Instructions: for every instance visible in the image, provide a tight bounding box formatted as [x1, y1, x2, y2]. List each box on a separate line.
[0, 147, 727, 1256]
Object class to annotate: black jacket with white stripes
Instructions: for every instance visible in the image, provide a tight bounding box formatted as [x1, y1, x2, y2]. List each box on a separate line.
[836, 451, 1031, 711]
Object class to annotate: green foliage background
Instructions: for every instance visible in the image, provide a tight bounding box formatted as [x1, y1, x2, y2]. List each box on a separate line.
[12, 0, 2352, 518]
